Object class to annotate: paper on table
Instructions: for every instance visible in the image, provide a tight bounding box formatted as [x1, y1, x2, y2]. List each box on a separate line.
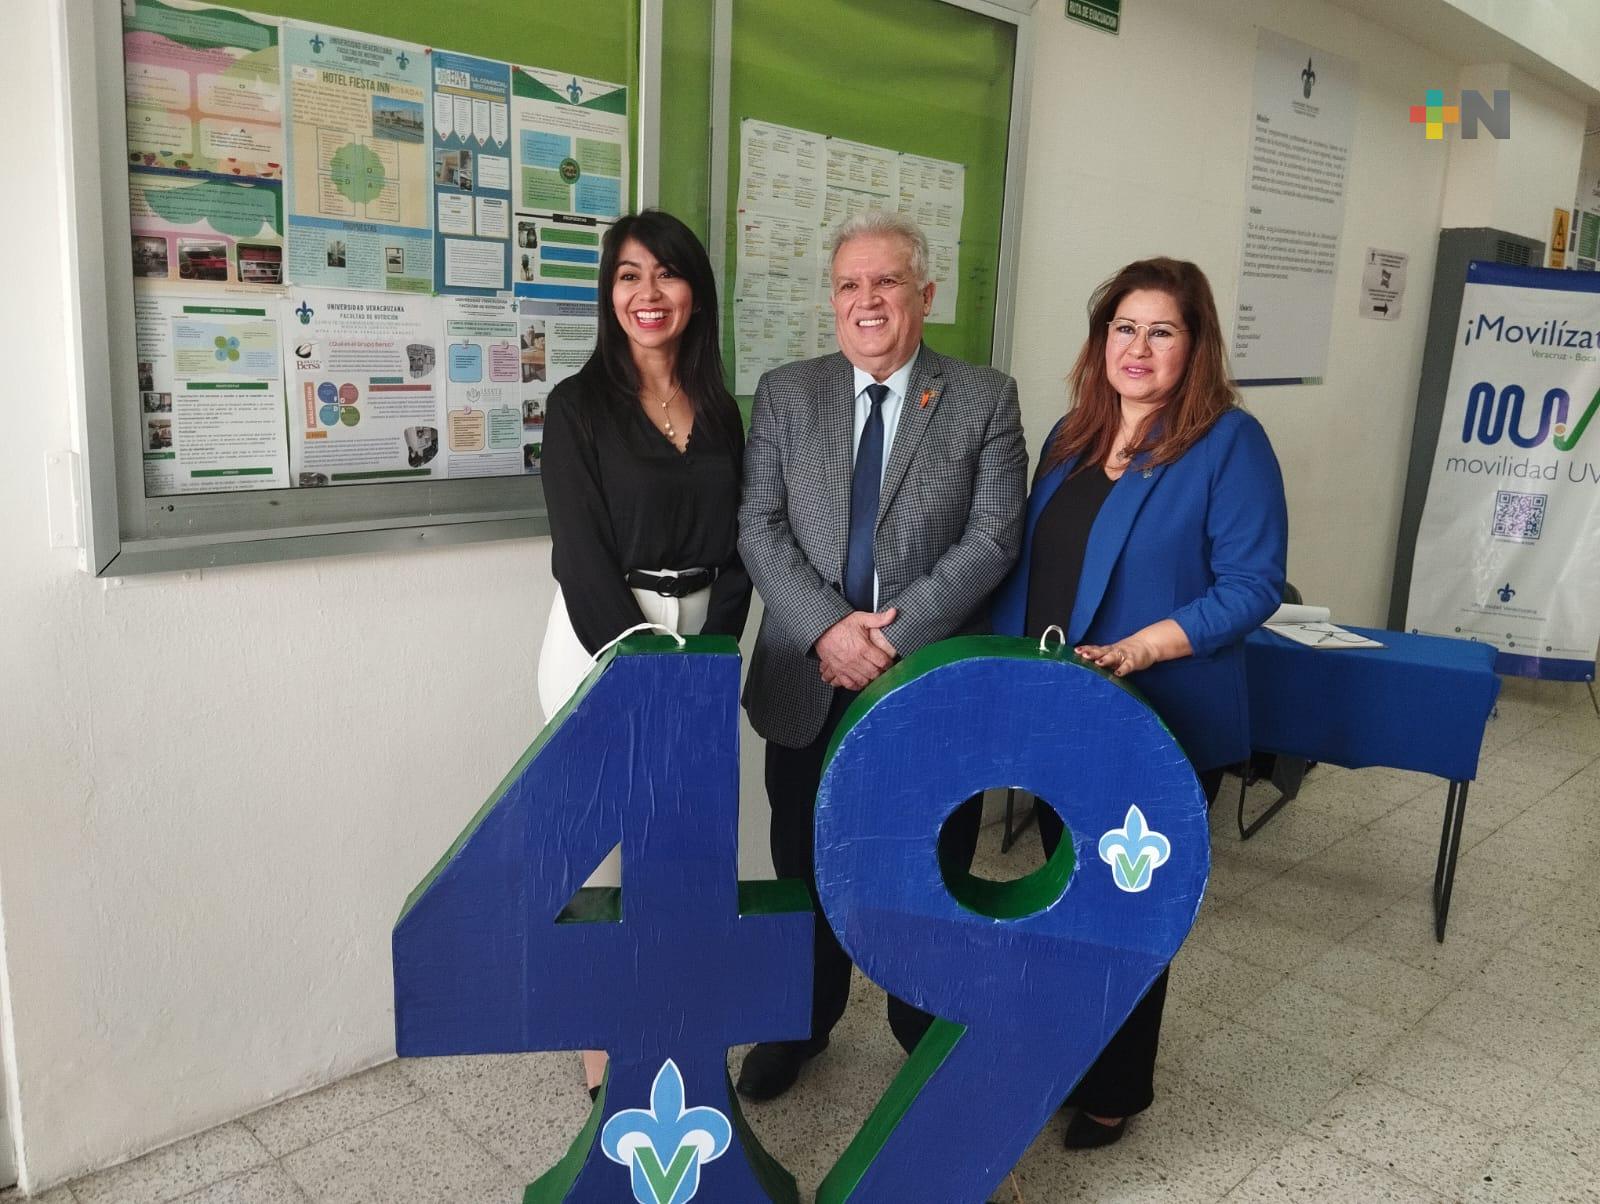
[1266, 603, 1331, 625]
[1265, 621, 1384, 649]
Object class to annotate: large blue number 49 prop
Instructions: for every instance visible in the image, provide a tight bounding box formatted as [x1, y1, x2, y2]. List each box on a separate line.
[394, 634, 1210, 1204]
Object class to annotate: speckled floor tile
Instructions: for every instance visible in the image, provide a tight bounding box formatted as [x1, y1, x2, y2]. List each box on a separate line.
[1307, 1079, 1497, 1190]
[402, 1051, 590, 1183]
[1520, 1079, 1600, 1171]
[1168, 943, 1287, 1014]
[1469, 945, 1600, 1023]
[1122, 1075, 1296, 1196]
[1342, 907, 1498, 982]
[1457, 1133, 1600, 1204]
[1420, 983, 1592, 1078]
[71, 1125, 271, 1204]
[1219, 1136, 1446, 1202]
[170, 1164, 307, 1203]
[1367, 1032, 1550, 1132]
[240, 1062, 420, 1157]
[280, 1102, 523, 1204]
[0, 1188, 77, 1204]
[1563, 1044, 1600, 1092]
[1012, 1136, 1228, 1204]
[1190, 898, 1341, 973]
[1292, 944, 1454, 1022]
[1231, 978, 1405, 1073]
[1240, 873, 1390, 940]
[1164, 1021, 1354, 1130]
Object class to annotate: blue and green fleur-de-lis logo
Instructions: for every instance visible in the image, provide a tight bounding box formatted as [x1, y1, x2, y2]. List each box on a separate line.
[295, 302, 314, 325]
[1098, 805, 1171, 893]
[600, 1060, 731, 1204]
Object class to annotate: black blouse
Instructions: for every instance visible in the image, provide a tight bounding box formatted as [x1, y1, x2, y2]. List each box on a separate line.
[1024, 464, 1117, 639]
[541, 362, 752, 654]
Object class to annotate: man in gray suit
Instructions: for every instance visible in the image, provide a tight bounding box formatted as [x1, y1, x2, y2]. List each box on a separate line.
[736, 210, 1027, 1101]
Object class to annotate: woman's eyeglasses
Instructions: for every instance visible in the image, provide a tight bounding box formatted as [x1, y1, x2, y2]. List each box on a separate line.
[1107, 320, 1188, 350]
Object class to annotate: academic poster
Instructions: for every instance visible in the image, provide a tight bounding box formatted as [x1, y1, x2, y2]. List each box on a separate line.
[283, 22, 432, 292]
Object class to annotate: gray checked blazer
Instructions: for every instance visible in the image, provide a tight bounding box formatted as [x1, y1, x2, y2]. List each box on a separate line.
[738, 345, 1027, 749]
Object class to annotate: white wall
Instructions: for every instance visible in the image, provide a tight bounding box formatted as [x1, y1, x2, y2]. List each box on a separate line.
[0, 0, 772, 1190]
[1007, 0, 1584, 625]
[3, 0, 1598, 1192]
[1440, 62, 1587, 243]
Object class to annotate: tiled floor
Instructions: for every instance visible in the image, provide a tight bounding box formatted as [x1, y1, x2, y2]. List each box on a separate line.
[10, 676, 1600, 1203]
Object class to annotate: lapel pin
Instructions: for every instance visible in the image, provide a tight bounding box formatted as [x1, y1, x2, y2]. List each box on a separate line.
[1142, 468, 1152, 479]
[920, 388, 936, 408]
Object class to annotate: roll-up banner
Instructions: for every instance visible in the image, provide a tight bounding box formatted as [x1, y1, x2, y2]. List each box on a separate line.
[1406, 262, 1600, 681]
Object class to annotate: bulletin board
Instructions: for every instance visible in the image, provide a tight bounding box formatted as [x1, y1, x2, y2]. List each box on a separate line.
[64, 0, 1030, 575]
[718, 0, 1023, 401]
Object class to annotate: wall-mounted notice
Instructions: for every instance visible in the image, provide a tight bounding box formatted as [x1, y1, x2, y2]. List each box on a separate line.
[122, 0, 285, 180]
[280, 288, 442, 485]
[1550, 208, 1571, 270]
[430, 51, 513, 295]
[734, 118, 966, 391]
[511, 67, 629, 224]
[283, 23, 432, 293]
[122, 0, 286, 294]
[441, 295, 524, 478]
[1358, 247, 1407, 321]
[129, 172, 285, 291]
[133, 293, 290, 496]
[1232, 30, 1357, 385]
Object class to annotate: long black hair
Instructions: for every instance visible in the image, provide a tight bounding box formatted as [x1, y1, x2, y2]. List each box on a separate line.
[590, 209, 737, 433]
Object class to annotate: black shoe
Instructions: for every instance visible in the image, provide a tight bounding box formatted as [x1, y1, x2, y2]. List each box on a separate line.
[1062, 1111, 1127, 1149]
[588, 1084, 600, 1103]
[735, 1037, 828, 1102]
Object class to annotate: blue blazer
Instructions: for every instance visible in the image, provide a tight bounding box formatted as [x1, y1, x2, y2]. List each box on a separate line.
[991, 408, 1288, 771]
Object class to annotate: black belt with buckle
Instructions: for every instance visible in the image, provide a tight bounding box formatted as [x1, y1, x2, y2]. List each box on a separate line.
[625, 567, 717, 597]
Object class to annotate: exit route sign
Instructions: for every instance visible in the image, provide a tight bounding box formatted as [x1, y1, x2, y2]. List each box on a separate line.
[1067, 0, 1119, 35]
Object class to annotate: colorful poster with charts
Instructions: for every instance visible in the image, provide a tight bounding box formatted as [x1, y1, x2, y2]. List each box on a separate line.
[283, 22, 431, 293]
[129, 171, 284, 291]
[1406, 262, 1600, 680]
[441, 296, 525, 478]
[133, 290, 290, 496]
[511, 67, 628, 223]
[430, 51, 512, 295]
[281, 288, 443, 485]
[121, 0, 284, 180]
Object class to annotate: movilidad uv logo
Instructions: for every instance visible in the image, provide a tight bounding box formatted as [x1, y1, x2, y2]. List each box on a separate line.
[1462, 381, 1600, 451]
[1410, 88, 1511, 139]
[600, 1060, 732, 1204]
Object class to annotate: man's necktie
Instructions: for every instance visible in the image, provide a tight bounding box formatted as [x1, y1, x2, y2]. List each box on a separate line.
[844, 383, 889, 612]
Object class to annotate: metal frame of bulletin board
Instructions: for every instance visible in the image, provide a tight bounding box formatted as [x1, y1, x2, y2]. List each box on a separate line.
[54, 0, 1031, 577]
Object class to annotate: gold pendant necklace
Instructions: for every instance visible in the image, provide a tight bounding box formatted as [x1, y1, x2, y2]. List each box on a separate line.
[650, 385, 683, 441]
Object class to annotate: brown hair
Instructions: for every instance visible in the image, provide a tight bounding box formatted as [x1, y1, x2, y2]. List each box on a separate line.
[1045, 257, 1236, 473]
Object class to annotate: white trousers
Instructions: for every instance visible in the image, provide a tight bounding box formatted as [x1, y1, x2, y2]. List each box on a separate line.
[536, 580, 711, 889]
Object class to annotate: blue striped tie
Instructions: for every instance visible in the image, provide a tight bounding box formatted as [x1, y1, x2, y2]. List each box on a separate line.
[845, 383, 889, 612]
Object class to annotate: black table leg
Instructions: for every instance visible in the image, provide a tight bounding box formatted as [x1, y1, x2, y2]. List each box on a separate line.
[1432, 780, 1469, 942]
[1001, 788, 1035, 854]
[1237, 767, 1294, 840]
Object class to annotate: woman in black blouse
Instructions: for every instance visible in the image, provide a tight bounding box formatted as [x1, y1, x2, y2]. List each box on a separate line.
[537, 210, 751, 1095]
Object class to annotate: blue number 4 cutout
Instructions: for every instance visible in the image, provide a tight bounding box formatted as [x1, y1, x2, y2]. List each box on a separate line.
[393, 636, 813, 1203]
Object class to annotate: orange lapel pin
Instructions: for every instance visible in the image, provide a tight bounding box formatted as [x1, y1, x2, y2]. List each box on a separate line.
[920, 388, 936, 408]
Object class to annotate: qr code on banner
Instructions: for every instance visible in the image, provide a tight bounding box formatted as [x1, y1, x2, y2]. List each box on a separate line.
[1492, 490, 1547, 542]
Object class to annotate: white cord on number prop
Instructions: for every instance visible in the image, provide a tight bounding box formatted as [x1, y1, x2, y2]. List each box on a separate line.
[1038, 624, 1067, 654]
[594, 621, 686, 660]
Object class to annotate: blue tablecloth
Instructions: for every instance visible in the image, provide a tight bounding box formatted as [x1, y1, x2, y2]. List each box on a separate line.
[1245, 626, 1501, 782]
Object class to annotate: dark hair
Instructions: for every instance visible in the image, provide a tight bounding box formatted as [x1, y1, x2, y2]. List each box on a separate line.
[590, 209, 737, 433]
[1046, 257, 1235, 472]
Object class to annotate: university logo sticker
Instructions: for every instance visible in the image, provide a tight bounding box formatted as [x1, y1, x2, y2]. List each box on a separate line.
[600, 1059, 732, 1204]
[1098, 805, 1171, 893]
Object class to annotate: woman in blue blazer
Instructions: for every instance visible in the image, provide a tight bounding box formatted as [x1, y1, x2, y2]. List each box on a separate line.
[990, 257, 1287, 1147]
